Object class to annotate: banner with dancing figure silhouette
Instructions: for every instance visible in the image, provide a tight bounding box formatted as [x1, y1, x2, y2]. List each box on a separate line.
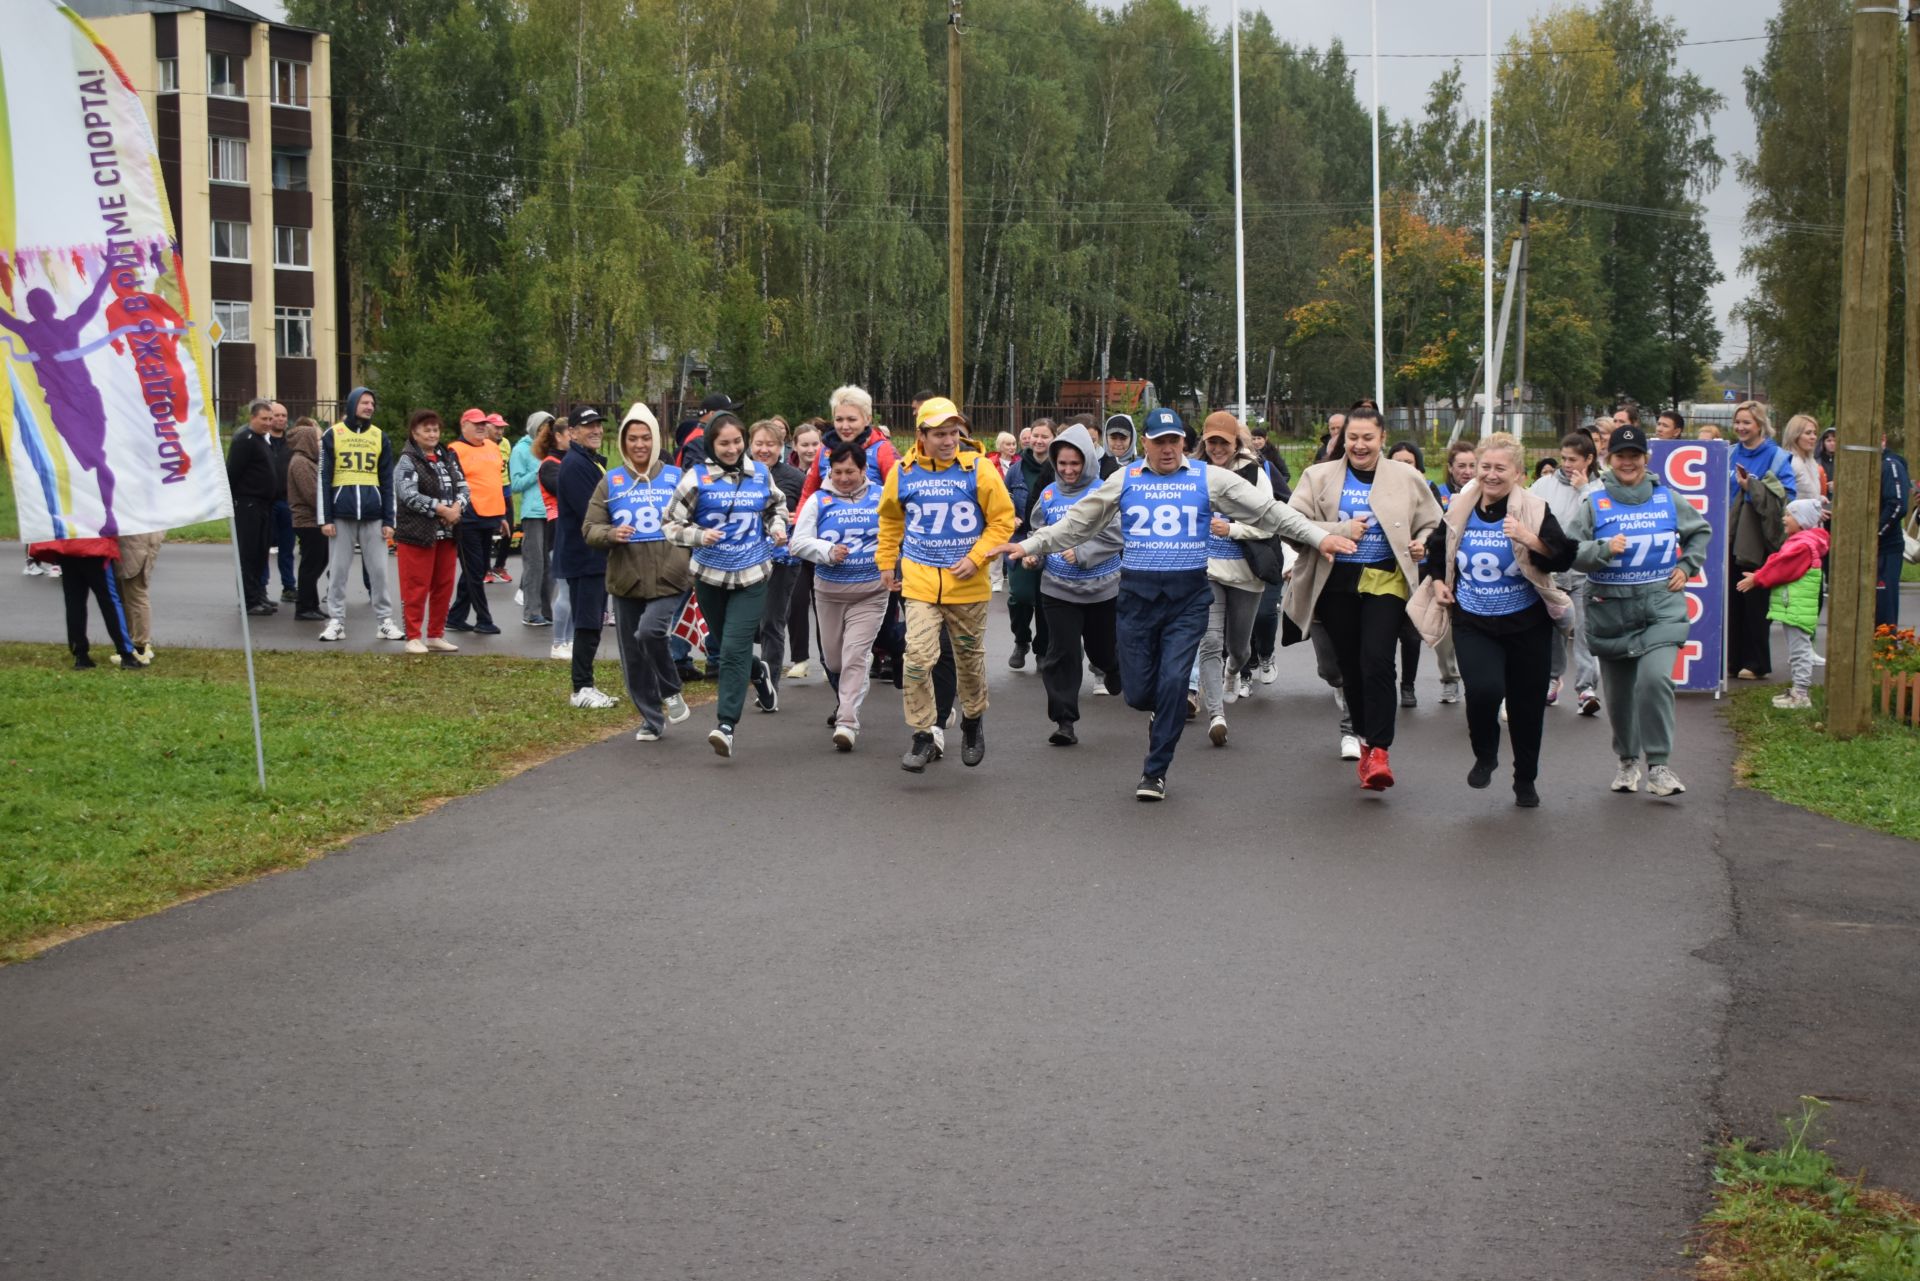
[1, 2, 227, 542]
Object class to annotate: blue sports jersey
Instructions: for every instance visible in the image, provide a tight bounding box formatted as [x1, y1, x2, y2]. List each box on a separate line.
[1334, 468, 1393, 564]
[690, 461, 776, 574]
[898, 460, 984, 566]
[1453, 508, 1539, 616]
[605, 463, 681, 544]
[1117, 461, 1210, 573]
[1037, 480, 1121, 582]
[1586, 488, 1680, 586]
[811, 488, 883, 585]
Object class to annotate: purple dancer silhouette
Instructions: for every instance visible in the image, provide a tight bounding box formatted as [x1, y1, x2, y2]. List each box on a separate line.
[0, 268, 120, 536]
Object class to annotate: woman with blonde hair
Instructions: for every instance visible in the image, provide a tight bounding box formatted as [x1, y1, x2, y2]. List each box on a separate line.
[1780, 413, 1827, 503]
[1418, 433, 1576, 807]
[797, 384, 898, 506]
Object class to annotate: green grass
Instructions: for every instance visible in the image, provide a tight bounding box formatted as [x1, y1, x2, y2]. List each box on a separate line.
[1726, 686, 1920, 841]
[0, 643, 682, 962]
[1696, 1099, 1920, 1280]
[1, 457, 231, 543]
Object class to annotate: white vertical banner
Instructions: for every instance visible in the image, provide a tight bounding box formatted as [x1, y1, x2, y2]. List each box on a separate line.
[0, 2, 228, 542]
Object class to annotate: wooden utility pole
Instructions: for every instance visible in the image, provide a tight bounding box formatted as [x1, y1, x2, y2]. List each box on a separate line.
[1905, 0, 1919, 458]
[947, 0, 964, 406]
[1826, 0, 1902, 739]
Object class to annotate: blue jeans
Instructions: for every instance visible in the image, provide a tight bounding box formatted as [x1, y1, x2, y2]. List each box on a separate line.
[1115, 570, 1213, 780]
[260, 499, 295, 593]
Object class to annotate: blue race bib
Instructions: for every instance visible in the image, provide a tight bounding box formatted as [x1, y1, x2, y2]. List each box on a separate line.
[1453, 508, 1539, 616]
[691, 462, 775, 574]
[1038, 481, 1122, 582]
[812, 489, 883, 585]
[898, 461, 984, 566]
[605, 464, 681, 544]
[1335, 468, 1393, 564]
[1118, 462, 1210, 573]
[1587, 489, 1680, 586]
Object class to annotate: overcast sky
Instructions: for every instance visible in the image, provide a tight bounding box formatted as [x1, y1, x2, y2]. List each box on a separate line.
[1196, 0, 1758, 367]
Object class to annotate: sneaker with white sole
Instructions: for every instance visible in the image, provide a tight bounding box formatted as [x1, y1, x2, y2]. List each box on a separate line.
[425, 637, 459, 652]
[664, 694, 691, 724]
[1610, 760, 1642, 793]
[404, 638, 429, 655]
[1223, 672, 1240, 705]
[709, 725, 734, 757]
[1258, 657, 1277, 684]
[549, 642, 573, 661]
[751, 659, 779, 712]
[1811, 651, 1826, 666]
[1235, 672, 1253, 701]
[376, 620, 405, 641]
[635, 725, 661, 742]
[23, 561, 43, 576]
[1646, 765, 1686, 797]
[1339, 733, 1363, 760]
[786, 661, 810, 679]
[832, 725, 856, 751]
[570, 686, 619, 709]
[1771, 689, 1813, 710]
[1208, 715, 1229, 746]
[318, 618, 346, 642]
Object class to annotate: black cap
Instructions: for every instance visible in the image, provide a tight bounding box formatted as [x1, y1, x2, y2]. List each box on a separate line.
[568, 406, 604, 428]
[1607, 424, 1649, 455]
[699, 392, 738, 414]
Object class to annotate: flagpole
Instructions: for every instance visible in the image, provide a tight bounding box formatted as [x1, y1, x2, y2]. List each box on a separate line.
[1482, 0, 1495, 439]
[1369, 0, 1386, 410]
[225, 505, 267, 791]
[1232, 1, 1248, 418]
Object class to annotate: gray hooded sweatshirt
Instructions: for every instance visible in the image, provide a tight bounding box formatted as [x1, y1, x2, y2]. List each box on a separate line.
[1103, 414, 1137, 471]
[1028, 424, 1123, 602]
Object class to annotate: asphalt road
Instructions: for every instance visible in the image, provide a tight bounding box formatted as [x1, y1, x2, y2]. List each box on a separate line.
[0, 564, 1736, 1279]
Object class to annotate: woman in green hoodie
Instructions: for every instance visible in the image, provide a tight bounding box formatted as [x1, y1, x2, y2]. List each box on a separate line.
[1565, 424, 1713, 798]
[583, 404, 695, 742]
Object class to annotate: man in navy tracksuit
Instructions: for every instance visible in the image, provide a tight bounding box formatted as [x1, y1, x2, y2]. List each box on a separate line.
[1878, 438, 1912, 628]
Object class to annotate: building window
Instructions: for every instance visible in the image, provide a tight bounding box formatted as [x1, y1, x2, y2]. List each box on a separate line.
[271, 149, 308, 192]
[158, 58, 178, 92]
[273, 225, 310, 268]
[213, 300, 252, 343]
[271, 59, 309, 108]
[275, 307, 313, 359]
[209, 135, 248, 185]
[210, 219, 250, 262]
[207, 51, 243, 99]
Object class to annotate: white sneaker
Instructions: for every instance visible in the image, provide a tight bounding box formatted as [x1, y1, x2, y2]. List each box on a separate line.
[375, 619, 405, 641]
[1646, 765, 1686, 797]
[1208, 715, 1229, 746]
[425, 637, 459, 652]
[1223, 671, 1240, 705]
[570, 686, 619, 709]
[635, 725, 661, 742]
[45, 564, 61, 579]
[1772, 689, 1813, 710]
[22, 561, 42, 576]
[786, 661, 810, 679]
[1440, 679, 1461, 704]
[1258, 657, 1277, 684]
[550, 642, 573, 661]
[404, 638, 429, 655]
[1339, 733, 1362, 760]
[709, 726, 734, 757]
[664, 694, 691, 724]
[318, 618, 346, 642]
[1236, 672, 1253, 701]
[1610, 760, 1642, 793]
[833, 725, 856, 751]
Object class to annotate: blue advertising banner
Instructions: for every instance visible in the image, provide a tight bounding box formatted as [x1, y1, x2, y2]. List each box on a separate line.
[1650, 439, 1729, 694]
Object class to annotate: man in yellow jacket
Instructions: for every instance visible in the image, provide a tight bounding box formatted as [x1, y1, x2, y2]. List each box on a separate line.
[877, 397, 1016, 772]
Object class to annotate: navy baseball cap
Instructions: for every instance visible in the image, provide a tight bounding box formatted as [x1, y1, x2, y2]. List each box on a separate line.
[1142, 408, 1186, 439]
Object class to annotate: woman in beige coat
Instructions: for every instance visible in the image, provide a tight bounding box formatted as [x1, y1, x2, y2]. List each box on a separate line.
[1284, 405, 1443, 790]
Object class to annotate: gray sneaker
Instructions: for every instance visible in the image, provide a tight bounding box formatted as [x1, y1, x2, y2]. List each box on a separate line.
[664, 693, 691, 724]
[1610, 760, 1642, 793]
[1439, 679, 1461, 704]
[1646, 765, 1686, 797]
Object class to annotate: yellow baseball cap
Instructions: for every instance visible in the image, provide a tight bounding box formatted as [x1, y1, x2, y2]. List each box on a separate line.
[914, 396, 967, 430]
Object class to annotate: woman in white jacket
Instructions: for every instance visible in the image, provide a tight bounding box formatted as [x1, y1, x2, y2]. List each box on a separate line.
[1193, 413, 1273, 746]
[787, 440, 889, 751]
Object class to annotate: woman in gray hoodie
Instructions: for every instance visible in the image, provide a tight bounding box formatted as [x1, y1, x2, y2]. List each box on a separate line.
[1022, 424, 1123, 746]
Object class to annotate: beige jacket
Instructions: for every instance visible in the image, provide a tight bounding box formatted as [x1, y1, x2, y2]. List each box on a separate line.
[1283, 457, 1443, 638]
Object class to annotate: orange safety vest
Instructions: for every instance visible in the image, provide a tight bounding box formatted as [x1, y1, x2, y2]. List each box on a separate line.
[449, 438, 505, 517]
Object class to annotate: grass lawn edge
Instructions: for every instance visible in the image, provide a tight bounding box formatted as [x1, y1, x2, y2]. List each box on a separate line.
[1722, 685, 1920, 844]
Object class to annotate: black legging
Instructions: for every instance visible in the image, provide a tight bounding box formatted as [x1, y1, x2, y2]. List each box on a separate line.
[1453, 614, 1555, 787]
[1729, 552, 1774, 676]
[1039, 593, 1119, 725]
[294, 526, 330, 614]
[1399, 615, 1423, 687]
[1313, 589, 1406, 748]
[787, 562, 813, 663]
